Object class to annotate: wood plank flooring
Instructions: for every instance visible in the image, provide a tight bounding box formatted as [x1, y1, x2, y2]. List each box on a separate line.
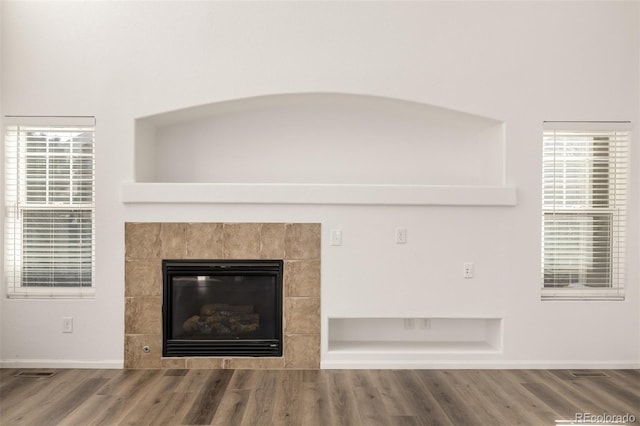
[0, 368, 638, 425]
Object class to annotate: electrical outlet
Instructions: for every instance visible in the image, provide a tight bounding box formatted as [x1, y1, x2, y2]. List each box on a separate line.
[463, 262, 474, 279]
[395, 227, 407, 244]
[62, 317, 73, 333]
[330, 229, 343, 246]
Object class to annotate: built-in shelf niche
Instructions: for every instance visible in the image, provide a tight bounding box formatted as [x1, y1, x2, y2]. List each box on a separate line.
[127, 93, 516, 206]
[327, 317, 503, 354]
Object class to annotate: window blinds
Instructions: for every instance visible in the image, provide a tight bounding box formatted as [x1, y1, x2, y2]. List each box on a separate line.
[5, 117, 95, 298]
[541, 123, 629, 300]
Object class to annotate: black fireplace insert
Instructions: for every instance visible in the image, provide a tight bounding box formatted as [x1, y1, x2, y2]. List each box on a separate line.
[162, 259, 283, 357]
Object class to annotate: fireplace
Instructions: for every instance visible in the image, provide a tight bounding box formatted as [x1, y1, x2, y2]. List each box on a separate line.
[124, 222, 320, 369]
[163, 259, 283, 357]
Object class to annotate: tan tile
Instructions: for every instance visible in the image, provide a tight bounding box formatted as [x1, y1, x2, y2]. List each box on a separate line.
[125, 296, 162, 335]
[223, 223, 261, 259]
[284, 297, 320, 334]
[185, 357, 227, 369]
[160, 223, 186, 258]
[285, 260, 320, 297]
[285, 224, 321, 260]
[260, 223, 285, 259]
[125, 223, 161, 259]
[124, 221, 322, 371]
[125, 259, 162, 297]
[124, 334, 161, 368]
[226, 357, 285, 370]
[161, 358, 187, 369]
[186, 223, 223, 258]
[284, 334, 320, 369]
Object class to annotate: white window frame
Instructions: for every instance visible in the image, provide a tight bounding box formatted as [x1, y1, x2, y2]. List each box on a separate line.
[541, 121, 629, 301]
[4, 116, 95, 299]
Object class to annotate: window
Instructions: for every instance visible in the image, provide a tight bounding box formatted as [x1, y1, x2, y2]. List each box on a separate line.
[541, 122, 629, 300]
[5, 117, 95, 298]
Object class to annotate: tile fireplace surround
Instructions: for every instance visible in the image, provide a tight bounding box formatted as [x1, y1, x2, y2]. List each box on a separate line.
[124, 222, 320, 369]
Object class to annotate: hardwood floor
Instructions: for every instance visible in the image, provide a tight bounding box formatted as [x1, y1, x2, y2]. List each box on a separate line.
[0, 368, 638, 425]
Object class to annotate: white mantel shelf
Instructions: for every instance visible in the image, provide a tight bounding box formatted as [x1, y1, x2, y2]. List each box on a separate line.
[121, 183, 517, 206]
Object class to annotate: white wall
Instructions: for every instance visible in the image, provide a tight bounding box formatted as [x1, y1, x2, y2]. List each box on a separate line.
[0, 0, 4, 362]
[150, 94, 505, 186]
[637, 1, 640, 362]
[1, 1, 638, 368]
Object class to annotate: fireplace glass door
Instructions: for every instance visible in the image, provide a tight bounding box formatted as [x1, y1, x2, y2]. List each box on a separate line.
[163, 260, 283, 357]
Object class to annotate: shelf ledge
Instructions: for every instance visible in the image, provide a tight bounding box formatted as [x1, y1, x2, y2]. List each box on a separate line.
[329, 341, 500, 357]
[121, 183, 517, 206]
[327, 340, 500, 354]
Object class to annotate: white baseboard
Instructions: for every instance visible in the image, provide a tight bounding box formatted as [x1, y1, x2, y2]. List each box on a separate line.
[0, 359, 124, 369]
[320, 360, 640, 370]
[2, 358, 637, 370]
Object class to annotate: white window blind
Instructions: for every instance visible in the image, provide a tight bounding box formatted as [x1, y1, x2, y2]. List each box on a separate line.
[5, 117, 95, 298]
[541, 122, 629, 300]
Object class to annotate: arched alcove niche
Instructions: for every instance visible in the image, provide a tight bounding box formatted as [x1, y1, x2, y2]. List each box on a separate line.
[127, 93, 516, 205]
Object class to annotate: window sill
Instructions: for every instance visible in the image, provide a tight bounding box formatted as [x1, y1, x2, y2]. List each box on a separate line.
[542, 296, 625, 301]
[7, 288, 96, 300]
[541, 288, 624, 301]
